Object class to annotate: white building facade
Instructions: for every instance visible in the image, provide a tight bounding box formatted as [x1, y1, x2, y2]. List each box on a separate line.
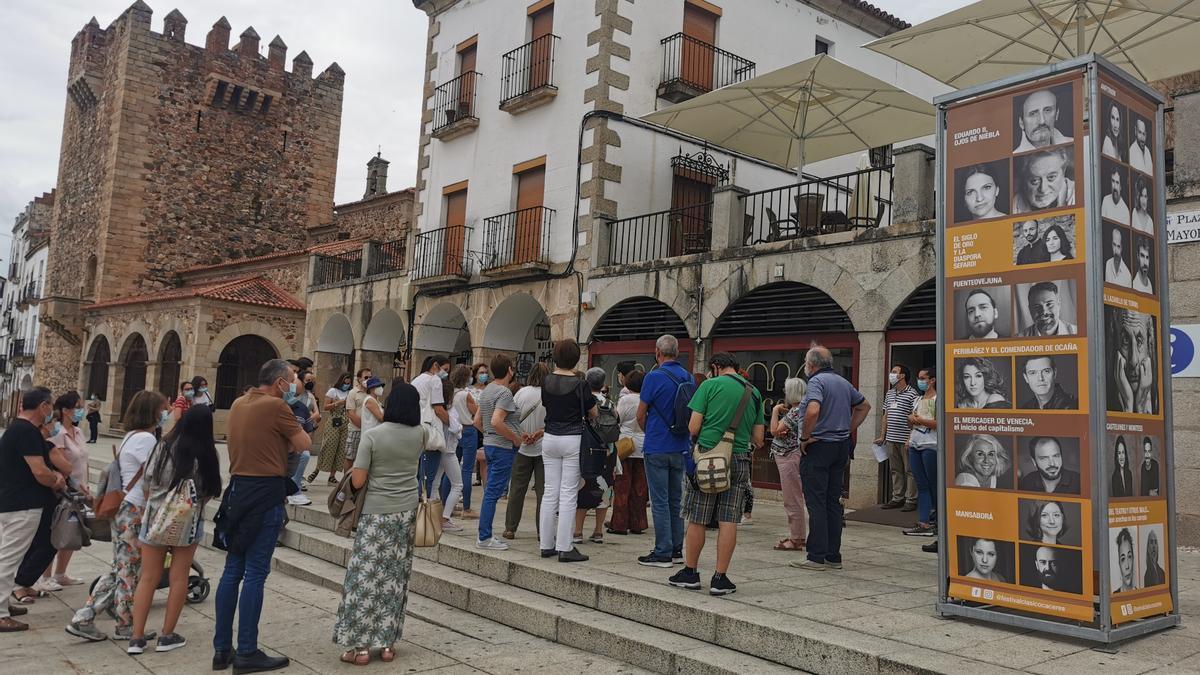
[1, 191, 54, 418]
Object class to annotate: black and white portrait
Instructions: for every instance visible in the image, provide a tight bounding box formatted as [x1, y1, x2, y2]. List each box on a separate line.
[1108, 434, 1136, 497]
[1101, 159, 1131, 226]
[1016, 436, 1082, 495]
[1103, 224, 1133, 288]
[954, 159, 1011, 224]
[1131, 173, 1155, 235]
[1020, 498, 1082, 547]
[1100, 96, 1128, 163]
[954, 433, 1014, 489]
[1104, 305, 1159, 415]
[1140, 524, 1167, 587]
[954, 286, 1011, 340]
[1129, 111, 1154, 176]
[1016, 355, 1078, 411]
[1131, 233, 1155, 295]
[1013, 85, 1074, 152]
[958, 536, 1015, 584]
[1111, 526, 1139, 594]
[1013, 147, 1076, 214]
[1012, 214, 1076, 266]
[953, 357, 1013, 410]
[1139, 435, 1161, 497]
[1015, 280, 1078, 337]
[1019, 543, 1083, 594]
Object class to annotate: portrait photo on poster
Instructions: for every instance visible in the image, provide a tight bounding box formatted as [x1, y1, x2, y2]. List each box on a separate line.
[1019, 543, 1083, 594]
[1013, 146, 1077, 214]
[1104, 305, 1159, 415]
[1100, 95, 1128, 163]
[958, 536, 1016, 584]
[1140, 523, 1167, 588]
[1101, 159, 1131, 226]
[1016, 435, 1082, 495]
[954, 286, 1012, 340]
[1016, 354, 1079, 410]
[1111, 526, 1140, 594]
[1129, 110, 1154, 176]
[954, 159, 1011, 224]
[1019, 498, 1082, 547]
[1138, 435, 1162, 497]
[1015, 280, 1079, 338]
[1131, 172, 1155, 235]
[1012, 214, 1077, 266]
[1013, 83, 1075, 153]
[954, 356, 1013, 409]
[1131, 233, 1155, 295]
[954, 433, 1015, 489]
[1103, 223, 1134, 288]
[1107, 433, 1138, 497]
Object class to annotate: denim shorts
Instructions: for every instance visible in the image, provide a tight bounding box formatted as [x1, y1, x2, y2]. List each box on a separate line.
[681, 455, 750, 524]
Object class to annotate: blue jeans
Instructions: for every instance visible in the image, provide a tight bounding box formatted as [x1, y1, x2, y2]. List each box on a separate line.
[644, 452, 685, 558]
[449, 427, 478, 509]
[909, 446, 938, 525]
[477, 445, 516, 542]
[421, 451, 441, 498]
[214, 503, 284, 655]
[799, 439, 850, 564]
[290, 451, 310, 491]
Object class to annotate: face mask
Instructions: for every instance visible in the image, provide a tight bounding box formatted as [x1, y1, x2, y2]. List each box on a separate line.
[438, 370, 448, 381]
[198, 387, 208, 395]
[43, 410, 55, 425]
[917, 380, 929, 392]
[72, 408, 85, 424]
[340, 383, 351, 392]
[373, 387, 384, 397]
[888, 373, 899, 386]
[478, 374, 489, 384]
[158, 410, 170, 428]
[183, 389, 195, 399]
[304, 381, 315, 391]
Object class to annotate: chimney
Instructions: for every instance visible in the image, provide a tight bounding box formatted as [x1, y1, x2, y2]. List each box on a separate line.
[163, 9, 186, 42]
[292, 50, 313, 79]
[267, 35, 287, 71]
[237, 26, 260, 61]
[364, 153, 390, 199]
[206, 16, 230, 52]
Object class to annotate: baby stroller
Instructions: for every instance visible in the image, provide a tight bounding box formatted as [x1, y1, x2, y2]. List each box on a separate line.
[89, 555, 210, 616]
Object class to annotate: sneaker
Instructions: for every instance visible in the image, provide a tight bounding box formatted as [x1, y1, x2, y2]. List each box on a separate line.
[922, 540, 939, 554]
[671, 550, 684, 564]
[637, 553, 673, 568]
[112, 625, 156, 641]
[54, 575, 84, 586]
[902, 523, 936, 537]
[668, 567, 701, 590]
[34, 577, 62, 593]
[738, 515, 754, 526]
[789, 559, 828, 571]
[127, 638, 148, 655]
[475, 537, 509, 551]
[540, 548, 558, 558]
[709, 574, 737, 596]
[558, 547, 589, 563]
[156, 632, 187, 652]
[900, 503, 917, 512]
[880, 500, 904, 510]
[572, 535, 584, 544]
[826, 560, 844, 570]
[460, 509, 479, 519]
[441, 519, 464, 532]
[231, 649, 289, 674]
[286, 494, 312, 506]
[300, 483, 308, 492]
[65, 620, 106, 642]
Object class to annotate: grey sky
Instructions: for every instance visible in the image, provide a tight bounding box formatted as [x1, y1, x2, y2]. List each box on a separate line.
[0, 0, 968, 256]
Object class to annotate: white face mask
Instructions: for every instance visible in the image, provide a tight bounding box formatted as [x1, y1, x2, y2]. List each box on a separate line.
[888, 373, 899, 386]
[373, 387, 384, 397]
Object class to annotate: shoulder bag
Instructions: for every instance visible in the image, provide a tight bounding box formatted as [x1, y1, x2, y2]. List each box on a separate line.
[420, 388, 447, 453]
[50, 488, 92, 551]
[94, 437, 145, 521]
[413, 490, 444, 547]
[327, 471, 367, 538]
[140, 446, 202, 547]
[691, 377, 754, 494]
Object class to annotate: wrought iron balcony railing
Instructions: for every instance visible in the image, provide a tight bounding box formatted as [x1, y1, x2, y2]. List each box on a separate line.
[366, 239, 407, 277]
[606, 202, 713, 266]
[741, 165, 894, 245]
[658, 32, 755, 102]
[483, 206, 553, 270]
[501, 34, 560, 105]
[431, 71, 480, 134]
[412, 226, 473, 281]
[312, 249, 363, 286]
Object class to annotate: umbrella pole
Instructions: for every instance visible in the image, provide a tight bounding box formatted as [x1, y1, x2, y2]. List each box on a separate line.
[1076, 0, 1085, 55]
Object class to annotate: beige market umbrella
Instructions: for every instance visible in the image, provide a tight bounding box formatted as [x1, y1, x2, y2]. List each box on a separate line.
[640, 54, 934, 176]
[865, 0, 1200, 89]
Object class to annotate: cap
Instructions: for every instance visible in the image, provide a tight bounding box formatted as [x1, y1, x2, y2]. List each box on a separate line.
[365, 377, 384, 390]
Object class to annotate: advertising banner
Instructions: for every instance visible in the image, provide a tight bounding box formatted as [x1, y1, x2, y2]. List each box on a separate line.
[935, 56, 1178, 642]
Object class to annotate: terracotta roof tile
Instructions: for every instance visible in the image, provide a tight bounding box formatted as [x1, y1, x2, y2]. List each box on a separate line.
[86, 276, 305, 312]
[844, 0, 910, 31]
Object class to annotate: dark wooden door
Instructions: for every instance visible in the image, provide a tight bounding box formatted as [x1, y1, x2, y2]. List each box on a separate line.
[670, 174, 713, 256]
[682, 2, 717, 91]
[444, 189, 468, 276]
[530, 5, 554, 90]
[458, 44, 477, 116]
[515, 166, 546, 264]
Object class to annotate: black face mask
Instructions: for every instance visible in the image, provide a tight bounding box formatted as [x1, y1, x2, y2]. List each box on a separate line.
[304, 381, 315, 391]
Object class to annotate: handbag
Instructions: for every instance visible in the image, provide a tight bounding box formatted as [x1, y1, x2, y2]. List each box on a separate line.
[413, 491, 444, 547]
[615, 437, 636, 460]
[141, 478, 201, 547]
[94, 438, 144, 521]
[420, 398, 447, 453]
[50, 491, 91, 551]
[691, 376, 754, 494]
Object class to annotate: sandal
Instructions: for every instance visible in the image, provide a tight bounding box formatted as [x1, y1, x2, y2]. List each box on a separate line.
[340, 647, 370, 665]
[501, 530, 515, 540]
[589, 534, 604, 544]
[380, 647, 395, 662]
[773, 538, 806, 551]
[307, 472, 318, 483]
[0, 616, 27, 632]
[10, 591, 35, 605]
[328, 476, 339, 485]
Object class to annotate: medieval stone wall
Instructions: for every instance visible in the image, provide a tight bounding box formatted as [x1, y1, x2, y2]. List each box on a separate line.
[332, 189, 414, 244]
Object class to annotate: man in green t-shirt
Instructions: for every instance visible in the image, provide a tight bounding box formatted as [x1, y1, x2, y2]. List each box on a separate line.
[667, 352, 764, 597]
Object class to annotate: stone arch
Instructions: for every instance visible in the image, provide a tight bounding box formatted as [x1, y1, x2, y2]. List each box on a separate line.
[414, 302, 472, 357]
[362, 308, 407, 353]
[588, 296, 689, 343]
[157, 330, 183, 400]
[205, 321, 291, 369]
[887, 277, 937, 331]
[316, 313, 355, 354]
[711, 282, 853, 338]
[84, 334, 112, 401]
[482, 293, 549, 353]
[116, 332, 149, 421]
[215, 335, 280, 409]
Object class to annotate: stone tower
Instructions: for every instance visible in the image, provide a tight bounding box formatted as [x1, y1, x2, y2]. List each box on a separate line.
[37, 2, 345, 394]
[364, 152, 390, 199]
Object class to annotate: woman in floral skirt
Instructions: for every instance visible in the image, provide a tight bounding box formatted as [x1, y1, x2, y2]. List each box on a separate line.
[333, 382, 427, 665]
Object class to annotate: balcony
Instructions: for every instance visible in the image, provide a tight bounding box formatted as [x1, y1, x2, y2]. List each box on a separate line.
[658, 33, 755, 103]
[741, 165, 894, 245]
[605, 202, 713, 266]
[10, 339, 32, 367]
[365, 239, 407, 277]
[431, 71, 480, 141]
[311, 249, 364, 287]
[7, 263, 16, 282]
[482, 206, 553, 277]
[411, 225, 473, 288]
[500, 34, 559, 114]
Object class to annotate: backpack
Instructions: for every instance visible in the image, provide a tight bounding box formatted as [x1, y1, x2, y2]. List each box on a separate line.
[591, 396, 621, 444]
[660, 368, 698, 436]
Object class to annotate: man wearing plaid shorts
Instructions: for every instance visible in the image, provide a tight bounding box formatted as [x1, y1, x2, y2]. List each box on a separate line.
[342, 367, 372, 469]
[668, 353, 763, 596]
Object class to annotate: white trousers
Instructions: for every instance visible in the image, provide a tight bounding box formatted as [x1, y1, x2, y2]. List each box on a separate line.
[0, 508, 42, 619]
[539, 434, 582, 552]
[433, 451, 464, 519]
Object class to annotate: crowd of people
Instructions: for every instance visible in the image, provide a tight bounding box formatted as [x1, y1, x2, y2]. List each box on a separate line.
[0, 334, 881, 670]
